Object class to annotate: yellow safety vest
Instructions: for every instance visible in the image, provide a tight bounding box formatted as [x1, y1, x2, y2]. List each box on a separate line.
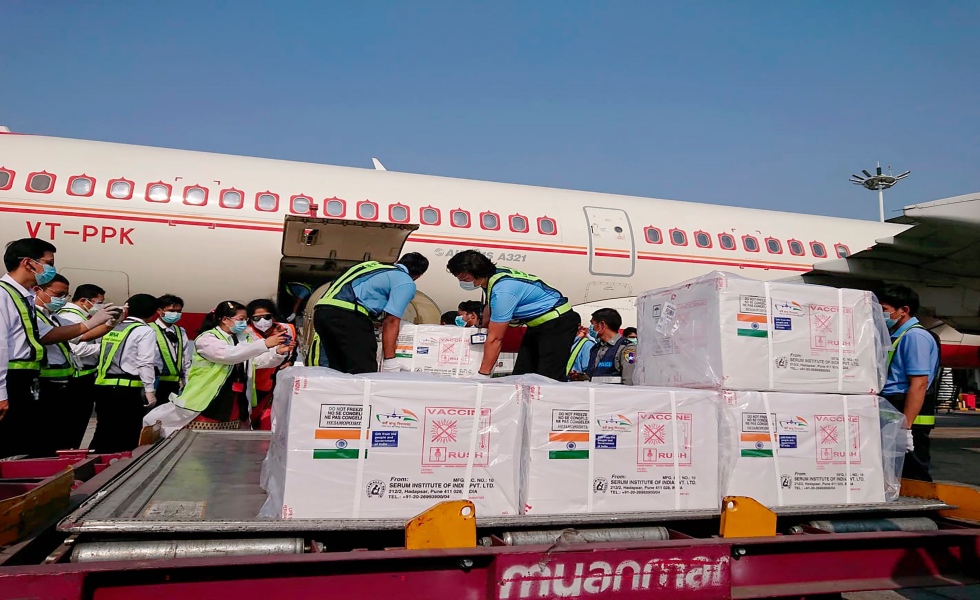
[36, 311, 75, 379]
[152, 322, 185, 383]
[95, 321, 147, 388]
[887, 323, 936, 426]
[566, 337, 590, 376]
[486, 267, 569, 327]
[174, 328, 259, 412]
[0, 280, 45, 370]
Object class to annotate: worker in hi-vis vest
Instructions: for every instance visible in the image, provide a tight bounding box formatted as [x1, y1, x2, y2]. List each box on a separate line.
[312, 253, 429, 374]
[151, 294, 192, 408]
[878, 284, 940, 482]
[447, 250, 578, 381]
[566, 311, 595, 382]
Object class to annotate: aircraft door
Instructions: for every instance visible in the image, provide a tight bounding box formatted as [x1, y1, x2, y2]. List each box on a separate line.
[584, 206, 635, 277]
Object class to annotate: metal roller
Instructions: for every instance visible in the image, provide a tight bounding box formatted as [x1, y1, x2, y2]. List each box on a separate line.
[71, 538, 306, 563]
[498, 526, 670, 546]
[803, 517, 938, 534]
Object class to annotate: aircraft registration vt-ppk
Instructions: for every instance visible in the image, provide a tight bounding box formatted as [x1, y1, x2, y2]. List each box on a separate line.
[1, 130, 977, 367]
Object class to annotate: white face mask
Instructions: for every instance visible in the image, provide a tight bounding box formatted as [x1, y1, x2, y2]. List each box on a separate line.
[88, 302, 104, 316]
[254, 317, 275, 332]
[458, 281, 477, 291]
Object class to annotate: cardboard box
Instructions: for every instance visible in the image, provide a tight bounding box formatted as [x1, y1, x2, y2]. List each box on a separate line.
[261, 367, 523, 519]
[722, 391, 886, 507]
[393, 324, 486, 378]
[522, 380, 722, 514]
[633, 271, 888, 393]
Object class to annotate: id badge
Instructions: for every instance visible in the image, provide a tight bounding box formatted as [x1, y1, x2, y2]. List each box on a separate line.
[231, 382, 245, 393]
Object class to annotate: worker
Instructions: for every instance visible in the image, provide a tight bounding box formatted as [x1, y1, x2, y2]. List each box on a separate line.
[312, 253, 429, 374]
[247, 299, 296, 430]
[586, 308, 636, 385]
[173, 300, 290, 430]
[91, 293, 164, 453]
[440, 311, 457, 325]
[283, 281, 312, 327]
[623, 327, 637, 345]
[152, 294, 192, 407]
[456, 300, 483, 327]
[566, 311, 596, 382]
[0, 238, 120, 458]
[878, 284, 940, 482]
[447, 250, 576, 381]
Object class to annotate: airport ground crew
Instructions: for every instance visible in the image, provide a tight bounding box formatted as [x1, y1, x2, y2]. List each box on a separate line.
[175, 301, 289, 430]
[247, 299, 296, 430]
[623, 327, 637, 344]
[586, 308, 636, 385]
[566, 311, 596, 381]
[456, 300, 483, 327]
[440, 311, 457, 325]
[152, 294, 192, 407]
[1, 239, 119, 458]
[92, 294, 163, 453]
[312, 253, 429, 374]
[878, 284, 941, 482]
[447, 250, 577, 381]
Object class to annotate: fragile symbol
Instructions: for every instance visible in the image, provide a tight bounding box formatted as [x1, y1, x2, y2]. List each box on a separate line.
[430, 419, 458, 443]
[643, 423, 666, 445]
[820, 425, 839, 445]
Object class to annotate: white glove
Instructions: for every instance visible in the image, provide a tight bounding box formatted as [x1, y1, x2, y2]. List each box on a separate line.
[143, 391, 157, 408]
[905, 429, 915, 453]
[472, 373, 492, 380]
[86, 303, 123, 328]
[381, 358, 404, 373]
[286, 313, 297, 323]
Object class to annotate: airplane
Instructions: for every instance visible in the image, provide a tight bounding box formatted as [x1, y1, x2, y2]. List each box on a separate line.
[0, 130, 977, 370]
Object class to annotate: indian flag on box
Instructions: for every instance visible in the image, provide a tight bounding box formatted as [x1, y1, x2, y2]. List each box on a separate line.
[313, 429, 367, 459]
[740, 432, 773, 457]
[548, 432, 589, 459]
[736, 313, 768, 338]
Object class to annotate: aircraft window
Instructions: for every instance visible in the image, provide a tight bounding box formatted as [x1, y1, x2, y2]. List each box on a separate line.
[421, 206, 441, 225]
[538, 216, 557, 235]
[835, 244, 851, 258]
[481, 212, 500, 231]
[183, 186, 208, 206]
[0, 168, 13, 190]
[788, 239, 805, 256]
[719, 233, 736, 250]
[694, 231, 711, 248]
[146, 183, 172, 203]
[389, 204, 409, 223]
[451, 209, 471, 228]
[810, 241, 827, 258]
[765, 237, 782, 254]
[644, 227, 662, 244]
[509, 214, 529, 233]
[291, 195, 313, 214]
[107, 178, 133, 200]
[325, 198, 346, 217]
[256, 192, 279, 212]
[27, 172, 55, 193]
[669, 229, 687, 246]
[742, 235, 759, 252]
[357, 200, 378, 220]
[68, 176, 94, 196]
[220, 189, 243, 209]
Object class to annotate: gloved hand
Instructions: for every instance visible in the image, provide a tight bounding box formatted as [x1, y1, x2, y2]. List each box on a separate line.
[86, 303, 124, 328]
[143, 391, 157, 409]
[472, 372, 492, 380]
[905, 429, 915, 453]
[381, 358, 404, 373]
[285, 313, 297, 323]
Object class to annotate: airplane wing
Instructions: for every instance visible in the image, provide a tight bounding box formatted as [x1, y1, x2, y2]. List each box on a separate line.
[800, 192, 980, 334]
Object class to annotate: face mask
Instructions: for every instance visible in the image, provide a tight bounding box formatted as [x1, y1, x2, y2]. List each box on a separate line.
[228, 319, 248, 334]
[162, 311, 182, 325]
[458, 281, 477, 291]
[44, 295, 67, 312]
[31, 260, 57, 286]
[454, 315, 467, 327]
[883, 311, 899, 329]
[627, 337, 637, 345]
[88, 302, 104, 316]
[254, 317, 274, 332]
[588, 326, 598, 339]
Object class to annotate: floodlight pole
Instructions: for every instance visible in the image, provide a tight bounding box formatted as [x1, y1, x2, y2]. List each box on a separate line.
[848, 163, 911, 223]
[878, 185, 885, 223]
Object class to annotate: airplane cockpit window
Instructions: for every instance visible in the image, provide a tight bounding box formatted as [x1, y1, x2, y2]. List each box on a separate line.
[389, 204, 409, 223]
[451, 209, 471, 228]
[0, 168, 12, 190]
[510, 214, 529, 233]
[220, 189, 244, 209]
[291, 195, 312, 214]
[27, 172, 55, 193]
[357, 200, 378, 220]
[68, 176, 94, 196]
[538, 217, 557, 235]
[256, 192, 279, 212]
[184, 186, 208, 206]
[742, 235, 759, 252]
[108, 178, 134, 200]
[765, 238, 782, 254]
[718, 233, 736, 250]
[146, 183, 171, 202]
[325, 198, 346, 217]
[788, 239, 805, 256]
[481, 212, 500, 230]
[835, 244, 850, 258]
[421, 207, 441, 225]
[644, 227, 662, 244]
[810, 241, 827, 258]
[694, 231, 711, 248]
[669, 229, 687, 246]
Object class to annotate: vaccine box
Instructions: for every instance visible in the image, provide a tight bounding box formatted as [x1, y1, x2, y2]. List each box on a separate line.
[392, 324, 486, 378]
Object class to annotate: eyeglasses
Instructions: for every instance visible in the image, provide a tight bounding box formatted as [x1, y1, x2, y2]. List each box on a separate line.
[250, 315, 273, 322]
[23, 257, 55, 267]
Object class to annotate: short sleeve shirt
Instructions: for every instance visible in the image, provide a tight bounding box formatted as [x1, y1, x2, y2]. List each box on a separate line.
[882, 317, 940, 395]
[351, 264, 417, 319]
[489, 278, 563, 323]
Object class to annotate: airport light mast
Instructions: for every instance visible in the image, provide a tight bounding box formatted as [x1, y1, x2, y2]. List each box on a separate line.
[849, 163, 910, 222]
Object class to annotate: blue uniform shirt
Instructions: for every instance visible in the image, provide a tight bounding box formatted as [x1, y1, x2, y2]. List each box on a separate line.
[351, 264, 417, 319]
[570, 337, 595, 374]
[489, 278, 563, 323]
[882, 317, 940, 395]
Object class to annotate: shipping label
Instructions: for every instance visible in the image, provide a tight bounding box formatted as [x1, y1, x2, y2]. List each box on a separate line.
[809, 306, 856, 354]
[319, 404, 368, 429]
[739, 294, 767, 315]
[636, 412, 692, 466]
[421, 406, 492, 467]
[551, 409, 590, 431]
[814, 414, 862, 464]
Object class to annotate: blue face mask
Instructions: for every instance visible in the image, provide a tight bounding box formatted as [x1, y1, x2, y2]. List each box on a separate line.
[458, 281, 477, 291]
[228, 319, 248, 334]
[44, 295, 67, 312]
[162, 311, 182, 324]
[588, 326, 598, 339]
[31, 259, 57, 286]
[455, 315, 467, 327]
[883, 311, 899, 329]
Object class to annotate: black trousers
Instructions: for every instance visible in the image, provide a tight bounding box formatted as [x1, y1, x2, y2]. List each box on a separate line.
[38, 377, 72, 457]
[313, 306, 378, 374]
[904, 425, 933, 482]
[90, 385, 145, 454]
[513, 310, 579, 381]
[0, 369, 40, 459]
[155, 380, 179, 407]
[64, 372, 96, 450]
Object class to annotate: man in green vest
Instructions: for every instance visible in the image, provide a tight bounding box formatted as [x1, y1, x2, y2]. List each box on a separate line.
[878, 284, 941, 482]
[312, 253, 429, 374]
[1, 238, 121, 458]
[152, 293, 192, 405]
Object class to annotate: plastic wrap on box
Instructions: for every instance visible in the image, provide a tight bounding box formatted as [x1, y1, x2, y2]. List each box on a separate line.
[722, 391, 898, 507]
[260, 367, 523, 519]
[521, 377, 724, 514]
[388, 324, 486, 377]
[633, 271, 890, 393]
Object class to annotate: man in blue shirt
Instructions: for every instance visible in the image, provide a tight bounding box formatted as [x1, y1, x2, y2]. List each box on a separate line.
[313, 253, 428, 374]
[447, 250, 577, 380]
[878, 284, 940, 482]
[567, 311, 595, 381]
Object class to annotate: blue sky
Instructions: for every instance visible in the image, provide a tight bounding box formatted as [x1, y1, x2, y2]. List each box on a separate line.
[2, 1, 978, 220]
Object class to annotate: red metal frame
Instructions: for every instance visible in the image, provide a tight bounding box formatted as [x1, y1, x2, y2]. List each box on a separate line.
[324, 197, 347, 218]
[537, 216, 557, 236]
[66, 175, 96, 197]
[644, 226, 663, 244]
[718, 233, 736, 251]
[480, 211, 501, 231]
[765, 236, 782, 254]
[389, 203, 411, 223]
[742, 235, 760, 253]
[508, 214, 528, 233]
[787, 238, 805, 256]
[694, 230, 712, 248]
[835, 243, 851, 258]
[219, 188, 245, 210]
[421, 206, 441, 226]
[146, 182, 172, 203]
[255, 191, 280, 212]
[182, 184, 209, 207]
[669, 228, 688, 246]
[26, 170, 56, 194]
[451, 209, 471, 228]
[357, 200, 379, 221]
[810, 241, 828, 258]
[290, 194, 314, 215]
[106, 177, 134, 200]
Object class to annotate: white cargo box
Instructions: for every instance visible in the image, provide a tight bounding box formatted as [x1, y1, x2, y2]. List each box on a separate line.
[392, 324, 486, 378]
[522, 380, 722, 515]
[722, 391, 890, 507]
[261, 367, 523, 519]
[633, 271, 889, 394]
